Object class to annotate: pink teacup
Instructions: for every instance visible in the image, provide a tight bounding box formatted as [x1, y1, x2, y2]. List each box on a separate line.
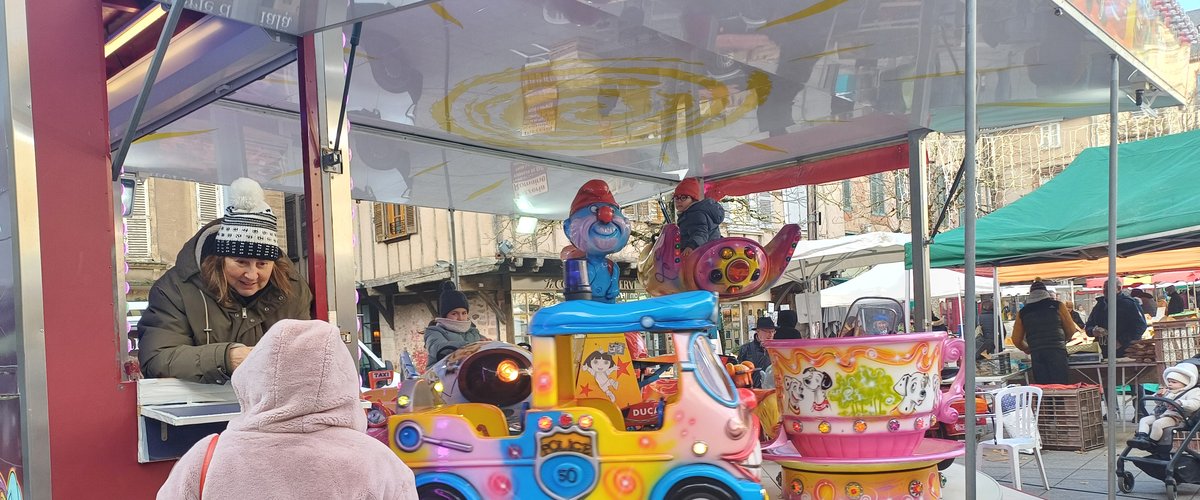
[764, 332, 966, 459]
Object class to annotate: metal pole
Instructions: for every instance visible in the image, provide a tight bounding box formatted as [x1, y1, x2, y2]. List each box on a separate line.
[908, 130, 931, 331]
[905, 270, 912, 331]
[110, 1, 185, 180]
[448, 208, 460, 285]
[994, 270, 1002, 354]
[1106, 53, 1119, 500]
[963, 0, 978, 495]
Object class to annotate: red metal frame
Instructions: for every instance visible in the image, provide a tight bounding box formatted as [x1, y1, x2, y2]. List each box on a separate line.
[298, 34, 330, 320]
[27, 1, 171, 497]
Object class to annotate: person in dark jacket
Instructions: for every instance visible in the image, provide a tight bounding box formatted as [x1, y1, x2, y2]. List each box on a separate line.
[138, 178, 313, 384]
[1010, 281, 1077, 384]
[424, 281, 485, 368]
[1166, 285, 1187, 316]
[774, 310, 803, 340]
[976, 300, 1005, 358]
[1085, 281, 1149, 358]
[674, 178, 725, 251]
[737, 317, 775, 388]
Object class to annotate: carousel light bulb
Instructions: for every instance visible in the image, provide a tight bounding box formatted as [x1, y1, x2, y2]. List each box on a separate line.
[398, 395, 410, 408]
[497, 359, 520, 382]
[433, 381, 444, 393]
[538, 416, 553, 431]
[692, 441, 708, 456]
[579, 415, 594, 429]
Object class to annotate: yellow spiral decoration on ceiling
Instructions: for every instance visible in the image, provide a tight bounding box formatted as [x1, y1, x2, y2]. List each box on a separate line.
[433, 57, 770, 152]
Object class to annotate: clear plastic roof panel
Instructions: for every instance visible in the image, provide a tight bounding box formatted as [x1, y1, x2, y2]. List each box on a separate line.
[108, 16, 296, 147]
[122, 0, 1194, 218]
[336, 0, 1189, 179]
[158, 0, 430, 36]
[123, 98, 668, 217]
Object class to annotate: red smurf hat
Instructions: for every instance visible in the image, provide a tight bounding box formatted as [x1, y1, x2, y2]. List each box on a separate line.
[569, 180, 617, 214]
[674, 178, 702, 200]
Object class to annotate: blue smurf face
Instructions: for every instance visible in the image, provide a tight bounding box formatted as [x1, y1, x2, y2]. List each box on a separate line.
[563, 203, 630, 257]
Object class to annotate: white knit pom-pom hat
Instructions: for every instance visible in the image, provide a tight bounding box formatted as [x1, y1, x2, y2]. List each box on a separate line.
[214, 177, 281, 261]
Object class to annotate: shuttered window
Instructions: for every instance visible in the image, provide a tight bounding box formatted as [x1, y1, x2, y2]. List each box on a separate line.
[870, 174, 886, 216]
[627, 201, 664, 223]
[125, 180, 151, 260]
[756, 193, 773, 221]
[196, 183, 225, 229]
[374, 203, 419, 242]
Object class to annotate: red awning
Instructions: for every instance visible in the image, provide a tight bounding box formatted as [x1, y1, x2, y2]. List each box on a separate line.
[706, 142, 909, 198]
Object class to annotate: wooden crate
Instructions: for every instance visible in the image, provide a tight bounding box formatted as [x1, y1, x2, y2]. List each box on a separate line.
[1171, 432, 1200, 453]
[1037, 386, 1105, 451]
[1152, 319, 1200, 372]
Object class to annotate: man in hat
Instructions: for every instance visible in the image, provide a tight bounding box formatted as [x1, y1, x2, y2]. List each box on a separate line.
[1085, 280, 1148, 358]
[562, 180, 630, 303]
[674, 178, 725, 251]
[1166, 285, 1187, 316]
[737, 316, 776, 388]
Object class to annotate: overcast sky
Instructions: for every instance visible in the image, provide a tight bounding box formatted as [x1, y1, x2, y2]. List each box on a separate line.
[1182, 0, 1200, 12]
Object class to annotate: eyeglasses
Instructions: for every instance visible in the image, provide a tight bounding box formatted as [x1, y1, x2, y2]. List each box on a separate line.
[673, 195, 692, 201]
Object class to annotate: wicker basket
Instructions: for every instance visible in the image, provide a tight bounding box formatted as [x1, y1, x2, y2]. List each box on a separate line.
[1037, 386, 1104, 451]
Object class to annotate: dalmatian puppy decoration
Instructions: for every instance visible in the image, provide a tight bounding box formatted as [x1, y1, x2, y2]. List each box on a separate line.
[893, 372, 932, 414]
[784, 377, 804, 415]
[799, 367, 832, 412]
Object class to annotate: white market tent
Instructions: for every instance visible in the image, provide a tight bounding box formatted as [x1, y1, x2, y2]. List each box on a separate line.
[820, 262, 995, 308]
[784, 232, 911, 283]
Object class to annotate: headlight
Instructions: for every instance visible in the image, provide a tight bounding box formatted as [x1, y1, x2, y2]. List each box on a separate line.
[497, 359, 521, 383]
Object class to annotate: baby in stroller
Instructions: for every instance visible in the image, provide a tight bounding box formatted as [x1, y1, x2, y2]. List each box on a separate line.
[1128, 363, 1200, 451]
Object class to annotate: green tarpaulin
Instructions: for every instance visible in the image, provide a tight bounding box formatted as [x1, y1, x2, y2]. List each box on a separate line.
[909, 128, 1200, 268]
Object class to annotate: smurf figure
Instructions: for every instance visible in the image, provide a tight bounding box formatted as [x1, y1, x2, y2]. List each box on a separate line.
[561, 180, 630, 303]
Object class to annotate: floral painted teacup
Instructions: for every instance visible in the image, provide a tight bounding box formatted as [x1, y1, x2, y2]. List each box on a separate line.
[764, 333, 966, 459]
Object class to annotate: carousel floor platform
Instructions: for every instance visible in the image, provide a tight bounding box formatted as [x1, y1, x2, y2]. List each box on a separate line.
[760, 461, 1030, 499]
[760, 428, 1198, 499]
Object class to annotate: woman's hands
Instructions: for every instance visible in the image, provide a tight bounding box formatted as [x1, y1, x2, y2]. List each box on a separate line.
[229, 345, 253, 372]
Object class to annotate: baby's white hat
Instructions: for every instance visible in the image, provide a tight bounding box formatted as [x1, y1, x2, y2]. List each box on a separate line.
[1164, 362, 1199, 389]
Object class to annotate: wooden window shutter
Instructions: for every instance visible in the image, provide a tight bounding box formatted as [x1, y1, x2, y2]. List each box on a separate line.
[404, 205, 418, 234]
[373, 203, 387, 243]
[125, 181, 151, 260]
[375, 203, 418, 242]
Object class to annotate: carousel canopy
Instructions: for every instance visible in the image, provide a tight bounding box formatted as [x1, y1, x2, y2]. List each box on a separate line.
[109, 0, 1193, 218]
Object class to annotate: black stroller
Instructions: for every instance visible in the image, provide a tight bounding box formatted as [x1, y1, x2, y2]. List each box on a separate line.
[1116, 359, 1200, 499]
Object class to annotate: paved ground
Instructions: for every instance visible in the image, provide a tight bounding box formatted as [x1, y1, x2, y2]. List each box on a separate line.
[761, 426, 1200, 499]
[968, 427, 1197, 500]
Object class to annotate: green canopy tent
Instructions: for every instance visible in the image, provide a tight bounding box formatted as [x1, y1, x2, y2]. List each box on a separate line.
[908, 129, 1200, 269]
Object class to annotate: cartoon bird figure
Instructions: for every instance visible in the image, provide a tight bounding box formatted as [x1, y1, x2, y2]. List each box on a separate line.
[639, 222, 801, 300]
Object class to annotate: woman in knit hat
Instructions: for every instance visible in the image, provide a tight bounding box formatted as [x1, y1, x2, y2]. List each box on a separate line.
[138, 178, 313, 384]
[423, 281, 485, 368]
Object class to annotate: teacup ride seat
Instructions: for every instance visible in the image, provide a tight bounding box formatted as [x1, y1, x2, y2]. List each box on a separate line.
[638, 223, 801, 301]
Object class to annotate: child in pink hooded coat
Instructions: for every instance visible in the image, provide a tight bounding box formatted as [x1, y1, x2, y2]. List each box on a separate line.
[158, 319, 417, 499]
